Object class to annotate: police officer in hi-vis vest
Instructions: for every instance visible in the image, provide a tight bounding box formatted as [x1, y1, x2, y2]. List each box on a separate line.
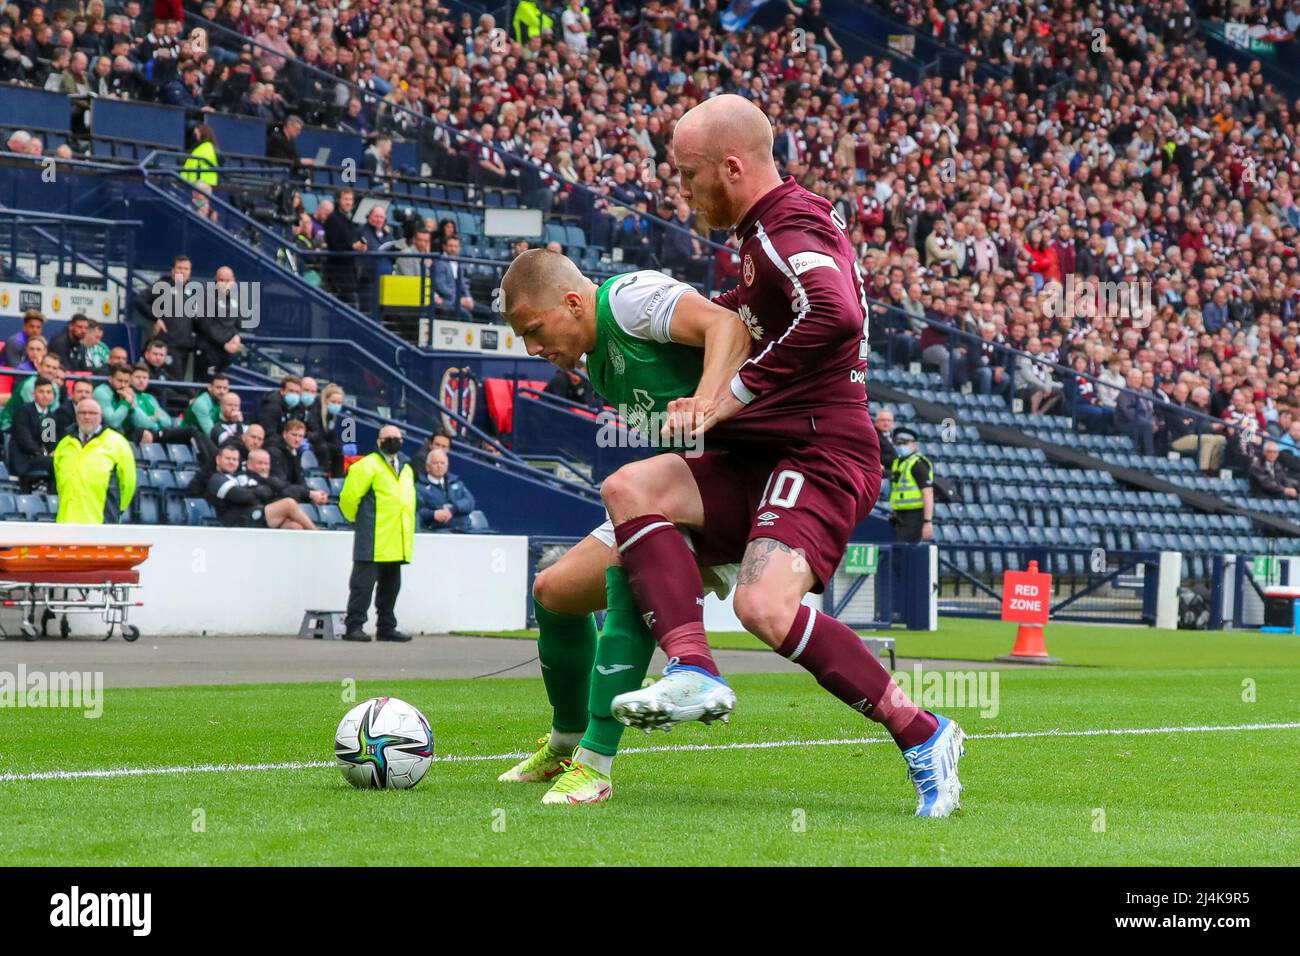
[888, 427, 934, 543]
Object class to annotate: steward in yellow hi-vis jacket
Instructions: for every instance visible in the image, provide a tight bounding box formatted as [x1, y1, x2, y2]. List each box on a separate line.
[53, 411, 137, 524]
[887, 427, 933, 543]
[338, 425, 417, 642]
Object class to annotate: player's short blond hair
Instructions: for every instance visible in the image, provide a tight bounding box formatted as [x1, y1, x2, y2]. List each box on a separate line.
[500, 248, 585, 321]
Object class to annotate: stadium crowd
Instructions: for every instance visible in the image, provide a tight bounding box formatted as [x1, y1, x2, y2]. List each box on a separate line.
[0, 307, 482, 528]
[2, 0, 1300, 493]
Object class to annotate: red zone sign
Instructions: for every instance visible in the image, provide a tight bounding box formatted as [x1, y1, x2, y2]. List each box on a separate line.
[1001, 568, 1051, 625]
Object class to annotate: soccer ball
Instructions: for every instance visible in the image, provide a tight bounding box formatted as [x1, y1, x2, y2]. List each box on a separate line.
[334, 697, 434, 790]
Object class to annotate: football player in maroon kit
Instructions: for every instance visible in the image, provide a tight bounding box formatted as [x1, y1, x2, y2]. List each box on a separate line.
[602, 95, 965, 816]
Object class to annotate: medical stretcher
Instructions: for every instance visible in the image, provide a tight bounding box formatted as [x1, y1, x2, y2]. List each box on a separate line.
[0, 543, 151, 641]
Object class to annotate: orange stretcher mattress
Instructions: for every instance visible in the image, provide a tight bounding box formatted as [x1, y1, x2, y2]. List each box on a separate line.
[0, 544, 151, 574]
[0, 569, 140, 585]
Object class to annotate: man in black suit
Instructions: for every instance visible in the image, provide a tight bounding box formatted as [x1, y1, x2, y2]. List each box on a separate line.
[875, 407, 897, 471]
[7, 377, 61, 491]
[354, 203, 392, 315]
[323, 189, 363, 306]
[134, 255, 201, 380]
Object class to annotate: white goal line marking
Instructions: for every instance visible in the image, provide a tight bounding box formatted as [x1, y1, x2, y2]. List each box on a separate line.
[2, 721, 1297, 783]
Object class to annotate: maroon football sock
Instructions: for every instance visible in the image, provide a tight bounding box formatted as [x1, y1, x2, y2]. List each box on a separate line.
[778, 604, 938, 750]
[614, 514, 719, 676]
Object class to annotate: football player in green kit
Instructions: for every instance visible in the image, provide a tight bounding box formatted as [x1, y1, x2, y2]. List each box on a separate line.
[496, 248, 752, 804]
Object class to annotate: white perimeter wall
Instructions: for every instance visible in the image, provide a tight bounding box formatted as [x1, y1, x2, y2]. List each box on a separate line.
[0, 523, 528, 636]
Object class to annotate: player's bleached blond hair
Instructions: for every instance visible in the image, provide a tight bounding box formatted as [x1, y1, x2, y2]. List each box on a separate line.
[499, 248, 586, 321]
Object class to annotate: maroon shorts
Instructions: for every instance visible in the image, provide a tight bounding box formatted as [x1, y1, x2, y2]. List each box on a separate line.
[684, 444, 881, 592]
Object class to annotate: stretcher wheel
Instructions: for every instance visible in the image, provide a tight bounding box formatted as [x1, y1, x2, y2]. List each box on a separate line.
[20, 620, 38, 641]
[60, 615, 71, 639]
[123, 625, 140, 642]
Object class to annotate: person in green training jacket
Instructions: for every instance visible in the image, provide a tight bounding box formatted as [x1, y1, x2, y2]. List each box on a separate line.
[182, 373, 230, 436]
[126, 363, 217, 460]
[0, 353, 64, 433]
[496, 248, 752, 804]
[338, 423, 418, 644]
[53, 399, 136, 524]
[92, 364, 149, 436]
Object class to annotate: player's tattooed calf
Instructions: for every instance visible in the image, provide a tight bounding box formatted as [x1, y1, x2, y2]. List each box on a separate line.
[737, 538, 797, 586]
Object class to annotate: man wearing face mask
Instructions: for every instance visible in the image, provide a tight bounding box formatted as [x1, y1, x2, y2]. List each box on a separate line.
[256, 374, 308, 436]
[888, 427, 935, 543]
[338, 425, 417, 643]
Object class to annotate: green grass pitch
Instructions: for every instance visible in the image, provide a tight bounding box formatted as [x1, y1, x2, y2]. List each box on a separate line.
[2, 620, 1297, 866]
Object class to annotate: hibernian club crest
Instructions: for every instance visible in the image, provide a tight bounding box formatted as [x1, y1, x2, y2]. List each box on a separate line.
[608, 339, 626, 375]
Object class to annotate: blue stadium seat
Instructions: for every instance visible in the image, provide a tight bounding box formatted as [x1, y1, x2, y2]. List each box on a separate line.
[133, 493, 161, 525]
[149, 468, 178, 492]
[0, 492, 20, 520]
[163, 493, 186, 526]
[328, 477, 345, 498]
[320, 504, 347, 529]
[139, 442, 169, 468]
[165, 443, 196, 468]
[467, 510, 491, 532]
[186, 498, 219, 527]
[14, 494, 42, 522]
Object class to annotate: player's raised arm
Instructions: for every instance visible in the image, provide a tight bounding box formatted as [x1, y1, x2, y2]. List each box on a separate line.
[666, 291, 753, 408]
[659, 290, 754, 440]
[729, 229, 869, 407]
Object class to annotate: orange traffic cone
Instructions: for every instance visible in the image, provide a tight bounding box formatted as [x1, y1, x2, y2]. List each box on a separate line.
[997, 623, 1061, 665]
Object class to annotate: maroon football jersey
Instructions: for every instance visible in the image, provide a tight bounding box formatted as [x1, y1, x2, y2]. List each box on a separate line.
[712, 176, 879, 465]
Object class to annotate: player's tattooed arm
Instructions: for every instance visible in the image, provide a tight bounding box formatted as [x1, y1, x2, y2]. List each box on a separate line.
[736, 538, 799, 586]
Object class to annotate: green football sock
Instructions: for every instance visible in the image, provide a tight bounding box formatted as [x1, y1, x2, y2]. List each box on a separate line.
[580, 566, 658, 758]
[534, 600, 597, 735]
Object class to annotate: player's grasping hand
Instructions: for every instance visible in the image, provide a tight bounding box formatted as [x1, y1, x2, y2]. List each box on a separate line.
[661, 392, 743, 441]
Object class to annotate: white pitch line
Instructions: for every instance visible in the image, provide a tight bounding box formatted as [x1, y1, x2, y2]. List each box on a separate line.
[1, 721, 1297, 783]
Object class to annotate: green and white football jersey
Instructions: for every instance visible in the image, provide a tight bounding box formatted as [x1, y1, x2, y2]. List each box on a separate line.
[585, 271, 705, 436]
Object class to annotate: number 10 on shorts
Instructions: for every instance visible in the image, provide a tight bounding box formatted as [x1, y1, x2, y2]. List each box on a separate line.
[759, 469, 805, 512]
